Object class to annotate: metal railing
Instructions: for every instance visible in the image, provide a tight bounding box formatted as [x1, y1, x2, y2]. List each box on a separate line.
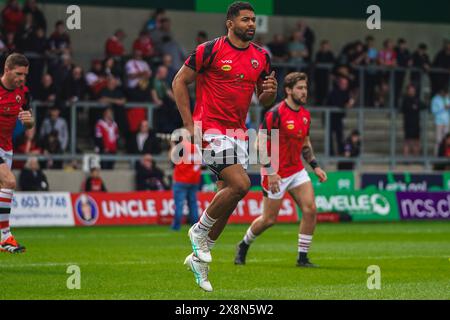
[15, 62, 450, 170]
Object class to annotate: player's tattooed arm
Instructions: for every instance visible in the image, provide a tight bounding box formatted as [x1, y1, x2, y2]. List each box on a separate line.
[302, 136, 316, 165]
[303, 136, 327, 182]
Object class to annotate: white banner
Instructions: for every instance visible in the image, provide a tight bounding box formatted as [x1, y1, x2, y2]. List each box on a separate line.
[10, 192, 75, 227]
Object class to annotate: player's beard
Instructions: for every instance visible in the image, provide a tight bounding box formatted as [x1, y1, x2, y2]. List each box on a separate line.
[292, 96, 306, 106]
[233, 27, 255, 42]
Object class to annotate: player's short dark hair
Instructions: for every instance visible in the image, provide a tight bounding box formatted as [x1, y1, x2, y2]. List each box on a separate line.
[283, 72, 308, 91]
[226, 1, 254, 20]
[5, 53, 29, 69]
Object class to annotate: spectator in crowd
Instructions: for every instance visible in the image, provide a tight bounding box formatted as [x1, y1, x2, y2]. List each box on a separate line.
[85, 59, 107, 99]
[363, 35, 378, 106]
[431, 40, 450, 97]
[142, 8, 166, 32]
[337, 129, 361, 170]
[161, 53, 177, 88]
[81, 165, 107, 192]
[267, 34, 289, 100]
[51, 53, 73, 92]
[401, 84, 426, 156]
[60, 65, 88, 103]
[254, 36, 272, 57]
[314, 40, 335, 105]
[135, 153, 166, 191]
[22, 0, 46, 31]
[19, 156, 49, 191]
[195, 30, 208, 45]
[34, 73, 56, 127]
[105, 29, 126, 59]
[151, 65, 180, 133]
[295, 20, 315, 63]
[160, 35, 186, 71]
[22, 26, 47, 96]
[41, 130, 63, 169]
[131, 120, 162, 155]
[13, 126, 42, 169]
[39, 106, 69, 152]
[98, 76, 128, 145]
[170, 137, 202, 231]
[288, 30, 308, 65]
[125, 49, 152, 101]
[411, 43, 431, 93]
[435, 133, 450, 171]
[47, 20, 71, 75]
[95, 107, 119, 169]
[150, 16, 172, 52]
[378, 38, 397, 67]
[132, 30, 155, 64]
[431, 87, 450, 153]
[103, 56, 123, 80]
[326, 75, 355, 155]
[15, 12, 35, 52]
[1, 0, 24, 34]
[395, 38, 412, 106]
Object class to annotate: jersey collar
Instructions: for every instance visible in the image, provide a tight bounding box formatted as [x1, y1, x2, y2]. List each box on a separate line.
[225, 37, 250, 51]
[0, 78, 14, 92]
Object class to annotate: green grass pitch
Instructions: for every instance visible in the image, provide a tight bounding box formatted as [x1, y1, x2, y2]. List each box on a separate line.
[0, 222, 449, 299]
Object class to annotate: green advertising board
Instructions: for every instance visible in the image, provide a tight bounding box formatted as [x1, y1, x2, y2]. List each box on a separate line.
[444, 173, 450, 191]
[310, 171, 355, 192]
[313, 190, 399, 222]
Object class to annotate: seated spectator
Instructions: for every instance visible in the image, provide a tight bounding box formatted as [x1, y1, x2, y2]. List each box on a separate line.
[95, 107, 119, 170]
[135, 154, 166, 190]
[41, 130, 63, 169]
[22, 0, 47, 31]
[60, 65, 88, 103]
[39, 106, 69, 152]
[81, 166, 107, 192]
[151, 65, 181, 133]
[1, 0, 24, 34]
[337, 130, 361, 170]
[125, 49, 152, 102]
[401, 84, 426, 156]
[132, 30, 155, 63]
[85, 59, 107, 99]
[19, 156, 49, 191]
[132, 120, 162, 154]
[13, 126, 42, 169]
[435, 133, 450, 171]
[105, 29, 126, 59]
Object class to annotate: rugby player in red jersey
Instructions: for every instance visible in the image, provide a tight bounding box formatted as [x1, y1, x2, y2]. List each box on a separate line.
[0, 53, 35, 253]
[172, 1, 277, 291]
[234, 72, 327, 267]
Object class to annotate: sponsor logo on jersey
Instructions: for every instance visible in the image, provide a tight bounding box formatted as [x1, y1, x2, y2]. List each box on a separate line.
[221, 60, 233, 64]
[287, 124, 295, 130]
[221, 64, 232, 72]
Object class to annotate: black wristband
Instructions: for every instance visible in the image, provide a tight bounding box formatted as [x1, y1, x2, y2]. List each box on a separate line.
[309, 159, 319, 170]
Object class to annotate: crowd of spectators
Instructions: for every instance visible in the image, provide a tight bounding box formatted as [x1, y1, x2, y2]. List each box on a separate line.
[2, 1, 450, 176]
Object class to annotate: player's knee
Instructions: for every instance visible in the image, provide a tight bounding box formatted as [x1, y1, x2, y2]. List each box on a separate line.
[302, 203, 317, 219]
[229, 179, 250, 200]
[263, 215, 277, 228]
